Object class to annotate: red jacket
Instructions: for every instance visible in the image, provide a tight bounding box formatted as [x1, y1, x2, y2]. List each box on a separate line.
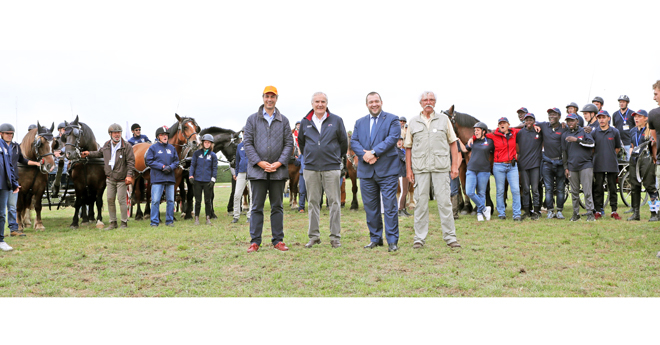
[483, 128, 520, 163]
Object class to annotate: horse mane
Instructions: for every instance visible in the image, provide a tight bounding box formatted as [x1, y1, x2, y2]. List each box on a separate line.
[453, 110, 480, 128]
[20, 128, 38, 160]
[199, 126, 236, 136]
[79, 122, 100, 151]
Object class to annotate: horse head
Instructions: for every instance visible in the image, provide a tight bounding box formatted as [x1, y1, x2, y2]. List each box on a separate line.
[34, 121, 56, 173]
[63, 115, 84, 160]
[174, 113, 201, 158]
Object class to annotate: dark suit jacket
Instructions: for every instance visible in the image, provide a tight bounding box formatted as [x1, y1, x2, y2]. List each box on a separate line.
[350, 111, 401, 179]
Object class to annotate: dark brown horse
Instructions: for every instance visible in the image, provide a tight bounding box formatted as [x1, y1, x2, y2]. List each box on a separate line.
[344, 132, 359, 210]
[198, 126, 240, 218]
[62, 115, 106, 228]
[16, 123, 56, 231]
[131, 142, 152, 220]
[443, 105, 494, 215]
[168, 114, 201, 220]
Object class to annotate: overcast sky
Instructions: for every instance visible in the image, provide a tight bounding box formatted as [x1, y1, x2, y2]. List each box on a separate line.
[2, 0, 659, 148]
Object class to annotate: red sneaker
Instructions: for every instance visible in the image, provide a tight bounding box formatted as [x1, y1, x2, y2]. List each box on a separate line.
[611, 212, 621, 220]
[594, 212, 602, 220]
[247, 243, 259, 253]
[274, 242, 289, 251]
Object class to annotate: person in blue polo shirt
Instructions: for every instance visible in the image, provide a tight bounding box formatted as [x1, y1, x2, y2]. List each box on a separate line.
[145, 126, 179, 227]
[538, 108, 568, 219]
[190, 134, 217, 226]
[464, 122, 493, 221]
[562, 113, 596, 222]
[591, 111, 622, 220]
[627, 109, 659, 221]
[516, 113, 543, 220]
[128, 123, 151, 146]
[232, 136, 251, 223]
[612, 95, 634, 161]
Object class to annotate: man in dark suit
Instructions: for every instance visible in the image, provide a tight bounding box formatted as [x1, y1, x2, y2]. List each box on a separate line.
[350, 92, 401, 252]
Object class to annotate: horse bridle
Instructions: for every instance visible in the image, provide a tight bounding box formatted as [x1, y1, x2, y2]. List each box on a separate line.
[63, 124, 84, 162]
[33, 133, 54, 174]
[176, 118, 201, 166]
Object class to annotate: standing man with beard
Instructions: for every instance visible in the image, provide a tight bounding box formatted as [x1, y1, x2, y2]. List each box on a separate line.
[538, 108, 568, 219]
[243, 86, 293, 253]
[405, 91, 461, 249]
[562, 113, 596, 222]
[352, 92, 401, 252]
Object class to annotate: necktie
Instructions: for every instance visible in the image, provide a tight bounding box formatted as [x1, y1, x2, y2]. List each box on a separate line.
[370, 116, 377, 141]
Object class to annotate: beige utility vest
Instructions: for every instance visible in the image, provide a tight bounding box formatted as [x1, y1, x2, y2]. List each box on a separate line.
[408, 113, 451, 173]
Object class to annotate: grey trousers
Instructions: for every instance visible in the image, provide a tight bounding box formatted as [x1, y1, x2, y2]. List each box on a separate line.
[304, 169, 341, 241]
[106, 178, 128, 223]
[413, 172, 457, 245]
[233, 172, 251, 219]
[568, 168, 594, 214]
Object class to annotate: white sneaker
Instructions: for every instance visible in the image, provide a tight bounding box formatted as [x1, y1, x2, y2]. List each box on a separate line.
[484, 207, 491, 221]
[477, 213, 484, 221]
[0, 242, 13, 251]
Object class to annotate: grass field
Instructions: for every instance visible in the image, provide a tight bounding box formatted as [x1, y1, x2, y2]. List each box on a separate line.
[2, 178, 660, 297]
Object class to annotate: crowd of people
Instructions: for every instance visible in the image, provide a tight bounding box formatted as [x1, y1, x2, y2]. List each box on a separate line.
[1, 81, 659, 254]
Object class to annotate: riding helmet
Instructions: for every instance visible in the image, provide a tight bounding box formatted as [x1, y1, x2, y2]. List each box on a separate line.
[201, 134, 214, 142]
[581, 103, 599, 113]
[108, 123, 123, 133]
[399, 116, 407, 122]
[57, 122, 66, 130]
[566, 102, 579, 110]
[0, 123, 15, 133]
[592, 96, 604, 105]
[155, 126, 168, 138]
[473, 122, 488, 131]
[28, 124, 37, 131]
[618, 95, 630, 102]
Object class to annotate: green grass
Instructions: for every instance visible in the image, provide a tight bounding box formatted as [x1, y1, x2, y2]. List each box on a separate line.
[2, 178, 660, 297]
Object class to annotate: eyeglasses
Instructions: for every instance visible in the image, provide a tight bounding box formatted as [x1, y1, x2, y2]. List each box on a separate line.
[134, 129, 141, 131]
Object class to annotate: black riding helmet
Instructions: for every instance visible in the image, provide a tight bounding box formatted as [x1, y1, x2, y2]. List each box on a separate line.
[0, 123, 15, 133]
[155, 126, 168, 139]
[592, 96, 604, 105]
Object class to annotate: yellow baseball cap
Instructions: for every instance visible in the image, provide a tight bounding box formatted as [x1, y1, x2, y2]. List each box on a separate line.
[263, 85, 278, 95]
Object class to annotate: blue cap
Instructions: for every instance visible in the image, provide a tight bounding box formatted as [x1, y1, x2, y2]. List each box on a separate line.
[566, 113, 579, 121]
[517, 107, 528, 114]
[597, 110, 610, 117]
[547, 107, 562, 116]
[632, 109, 648, 117]
[498, 117, 509, 124]
[523, 113, 535, 120]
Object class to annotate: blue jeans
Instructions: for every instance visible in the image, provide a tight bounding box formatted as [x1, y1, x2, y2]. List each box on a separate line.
[450, 174, 460, 197]
[299, 173, 307, 210]
[151, 183, 175, 226]
[493, 163, 521, 218]
[541, 161, 566, 211]
[0, 189, 10, 242]
[466, 170, 490, 214]
[623, 144, 630, 161]
[7, 191, 18, 231]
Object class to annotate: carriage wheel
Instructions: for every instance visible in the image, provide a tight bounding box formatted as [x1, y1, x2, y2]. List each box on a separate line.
[620, 171, 649, 208]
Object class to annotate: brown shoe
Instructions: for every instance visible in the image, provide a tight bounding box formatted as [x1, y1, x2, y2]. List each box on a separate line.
[447, 241, 462, 248]
[305, 239, 321, 248]
[120, 221, 128, 229]
[103, 221, 118, 230]
[274, 242, 289, 251]
[10, 230, 26, 237]
[247, 243, 259, 253]
[298, 209, 305, 213]
[413, 242, 423, 249]
[330, 240, 341, 248]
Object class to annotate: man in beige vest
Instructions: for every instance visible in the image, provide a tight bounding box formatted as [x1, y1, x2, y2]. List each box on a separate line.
[405, 91, 461, 249]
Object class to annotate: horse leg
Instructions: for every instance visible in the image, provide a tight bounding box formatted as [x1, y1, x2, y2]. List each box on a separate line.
[34, 190, 45, 231]
[70, 193, 82, 228]
[350, 176, 359, 210]
[96, 189, 104, 229]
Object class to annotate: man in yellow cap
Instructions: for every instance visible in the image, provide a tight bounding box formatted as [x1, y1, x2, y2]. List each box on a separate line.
[243, 86, 294, 253]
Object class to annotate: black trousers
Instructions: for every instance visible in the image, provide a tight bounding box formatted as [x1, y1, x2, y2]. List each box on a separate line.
[519, 167, 540, 209]
[593, 172, 618, 212]
[193, 180, 214, 218]
[629, 158, 659, 208]
[227, 176, 236, 213]
[249, 178, 286, 246]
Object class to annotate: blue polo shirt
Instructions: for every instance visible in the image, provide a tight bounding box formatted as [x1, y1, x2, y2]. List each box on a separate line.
[537, 121, 567, 160]
[516, 127, 543, 170]
[466, 137, 494, 173]
[592, 126, 622, 173]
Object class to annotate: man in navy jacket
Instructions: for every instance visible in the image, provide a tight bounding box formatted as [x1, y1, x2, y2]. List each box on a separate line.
[351, 92, 401, 251]
[145, 126, 179, 227]
[298, 92, 348, 249]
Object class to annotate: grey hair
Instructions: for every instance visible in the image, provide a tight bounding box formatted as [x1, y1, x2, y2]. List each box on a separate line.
[418, 91, 436, 102]
[311, 92, 328, 104]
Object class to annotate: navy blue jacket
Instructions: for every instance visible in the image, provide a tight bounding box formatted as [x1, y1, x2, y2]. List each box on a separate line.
[190, 148, 218, 183]
[350, 111, 401, 179]
[234, 142, 248, 175]
[8, 142, 29, 176]
[298, 109, 348, 172]
[592, 126, 621, 173]
[561, 127, 595, 171]
[516, 126, 543, 170]
[0, 140, 18, 191]
[145, 141, 179, 184]
[466, 137, 494, 173]
[128, 134, 151, 146]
